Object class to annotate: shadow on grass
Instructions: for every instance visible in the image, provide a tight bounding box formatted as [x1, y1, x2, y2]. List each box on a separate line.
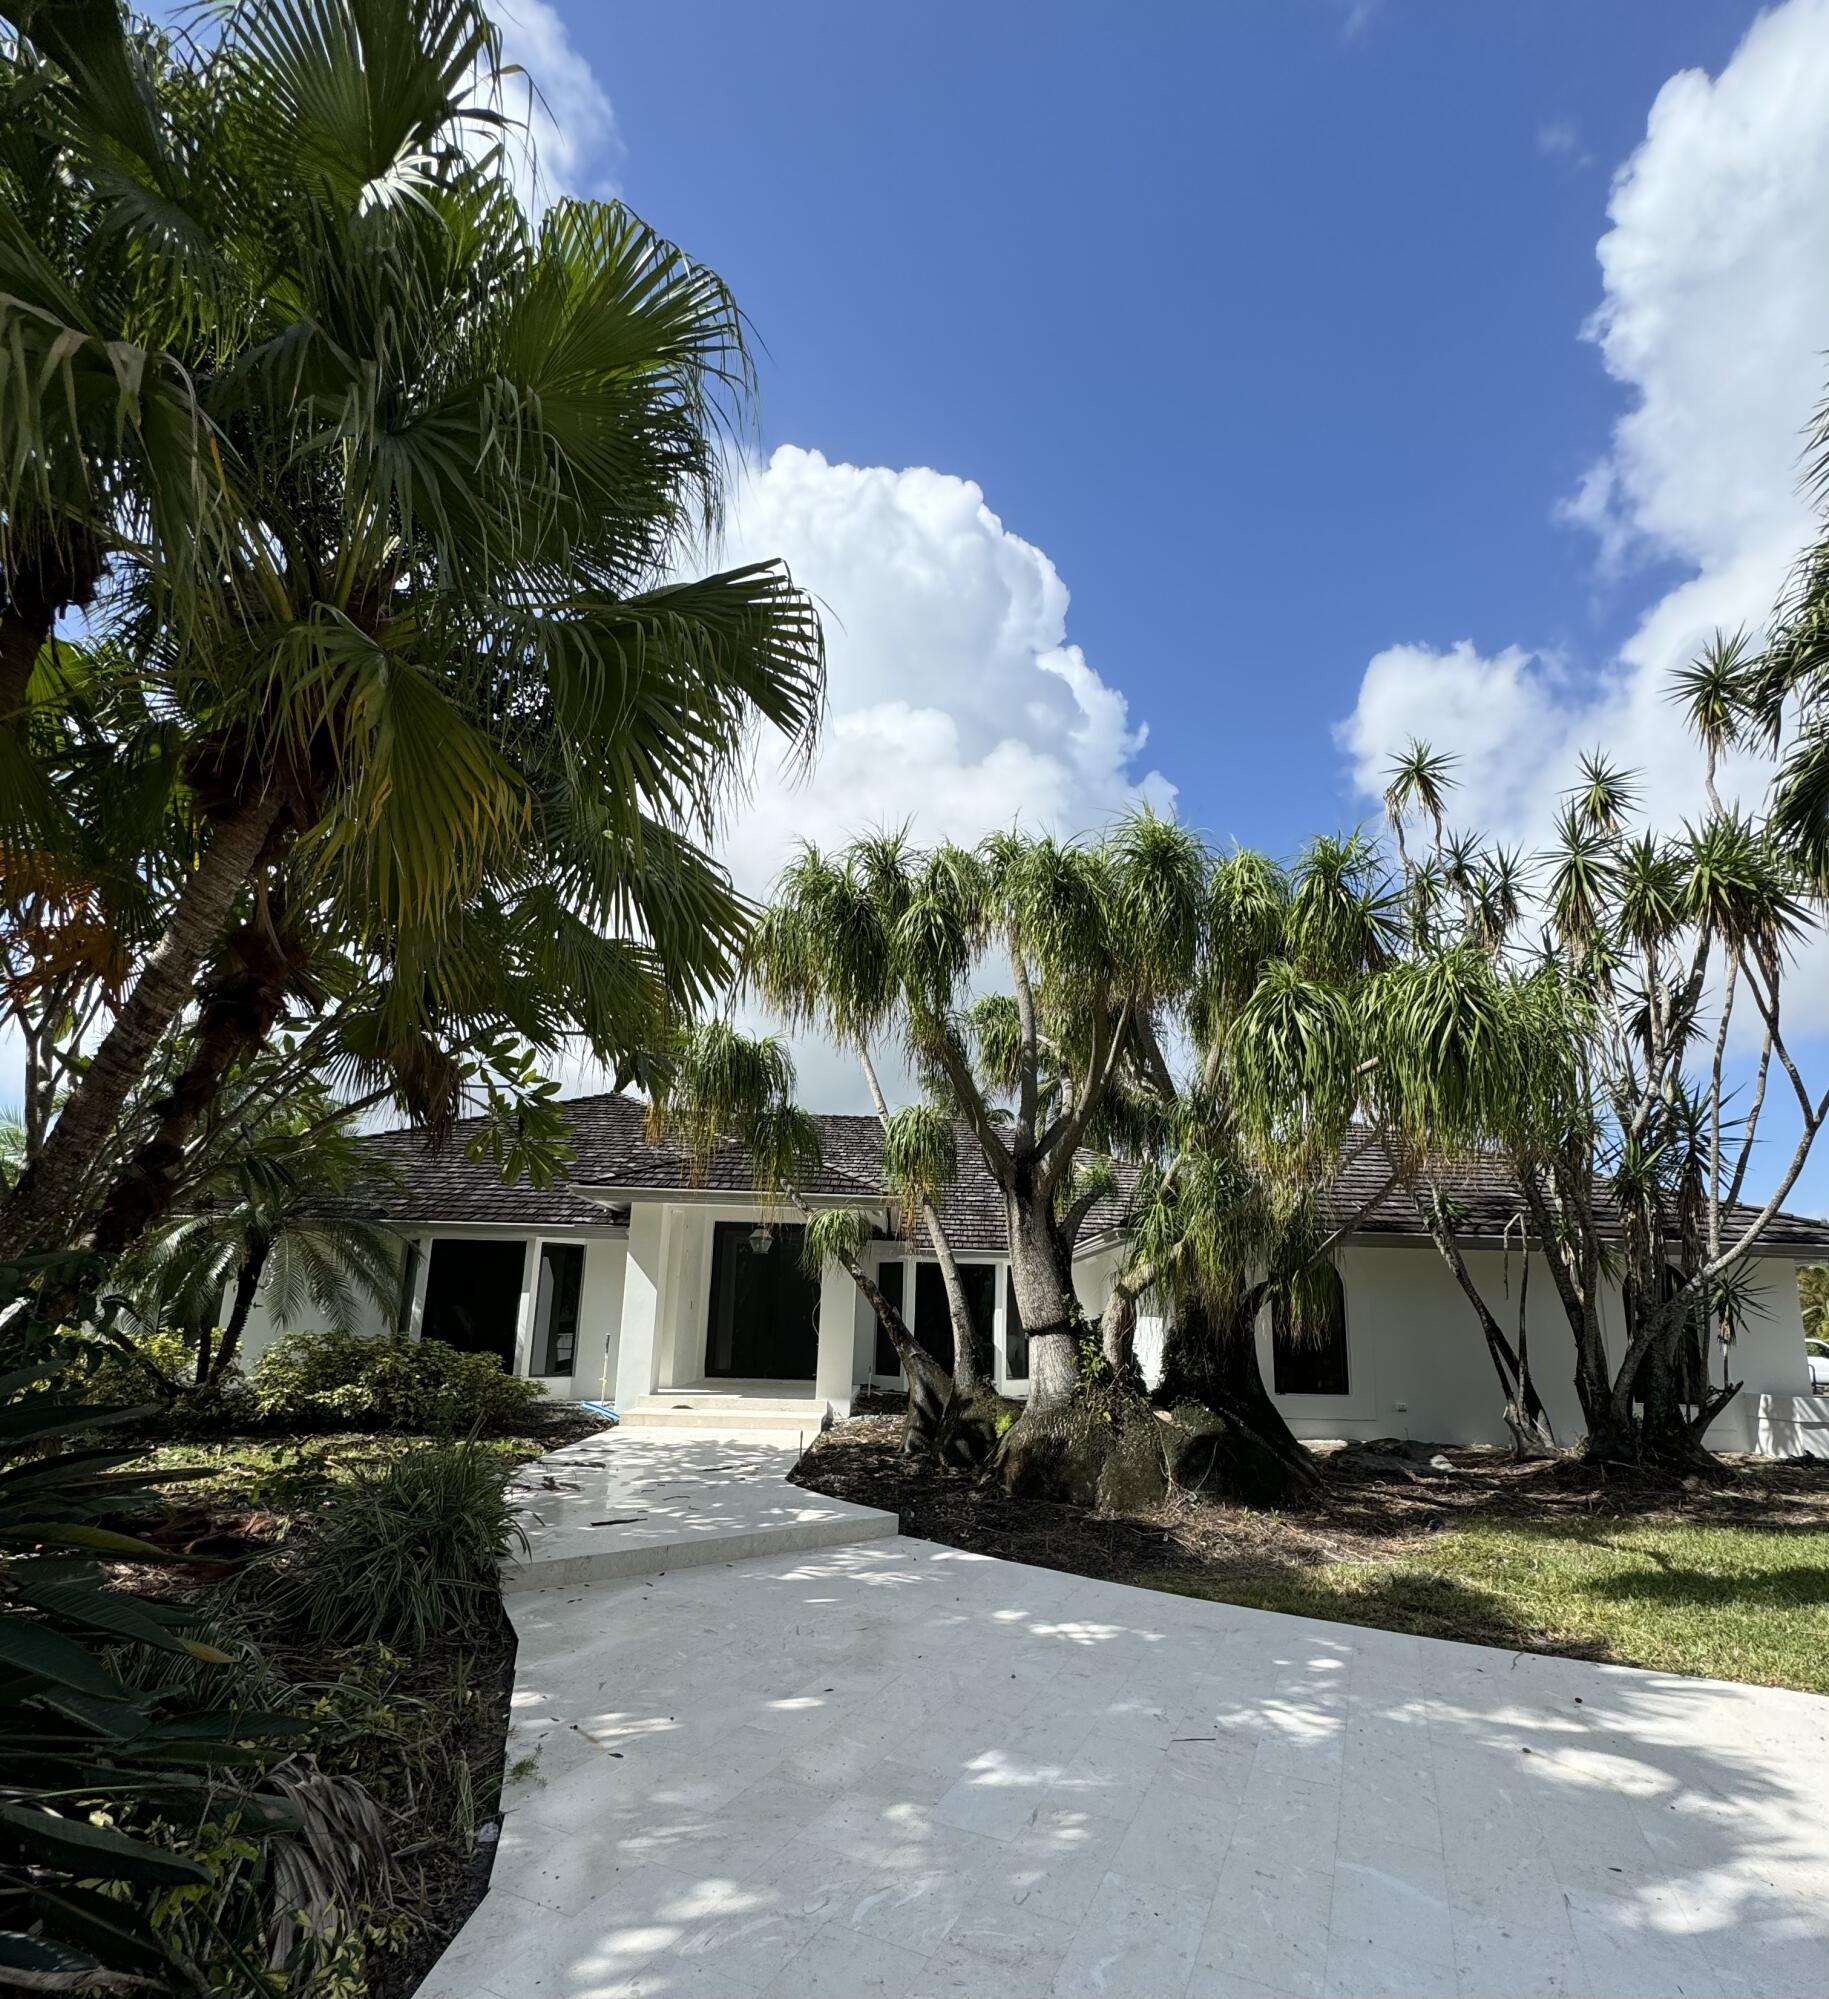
[1153, 1564, 1589, 1661]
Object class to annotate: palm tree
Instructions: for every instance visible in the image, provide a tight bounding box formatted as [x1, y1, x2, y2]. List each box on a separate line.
[1369, 634, 1828, 1466]
[116, 1085, 402, 1392]
[0, 0, 826, 1271]
[745, 837, 996, 1397]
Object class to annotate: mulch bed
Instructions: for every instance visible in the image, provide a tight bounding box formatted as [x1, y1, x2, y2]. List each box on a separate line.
[792, 1410, 1829, 1598]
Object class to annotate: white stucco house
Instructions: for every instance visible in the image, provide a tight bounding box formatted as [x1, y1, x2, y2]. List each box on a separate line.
[235, 1092, 1829, 1456]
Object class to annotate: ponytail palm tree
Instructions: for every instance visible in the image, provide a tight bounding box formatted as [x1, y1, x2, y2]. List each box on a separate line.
[746, 815, 1220, 1498]
[0, 0, 825, 1268]
[746, 836, 994, 1394]
[1373, 632, 1828, 1466]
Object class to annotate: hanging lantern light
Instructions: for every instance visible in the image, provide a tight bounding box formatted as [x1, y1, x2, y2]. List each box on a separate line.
[748, 1223, 774, 1255]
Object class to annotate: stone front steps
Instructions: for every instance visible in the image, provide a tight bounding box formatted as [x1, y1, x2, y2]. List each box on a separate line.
[501, 1431, 896, 1591]
[613, 1387, 829, 1446]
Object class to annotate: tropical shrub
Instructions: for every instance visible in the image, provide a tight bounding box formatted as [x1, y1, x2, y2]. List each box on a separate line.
[263, 1443, 526, 1654]
[251, 1332, 544, 1436]
[0, 1298, 388, 1992]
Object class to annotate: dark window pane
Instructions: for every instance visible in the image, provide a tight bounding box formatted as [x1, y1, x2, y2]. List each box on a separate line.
[913, 1261, 995, 1377]
[1272, 1267, 1349, 1396]
[1003, 1273, 1027, 1380]
[872, 1260, 905, 1376]
[704, 1222, 820, 1379]
[395, 1239, 420, 1331]
[533, 1243, 585, 1376]
[913, 1262, 952, 1369]
[420, 1239, 526, 1368]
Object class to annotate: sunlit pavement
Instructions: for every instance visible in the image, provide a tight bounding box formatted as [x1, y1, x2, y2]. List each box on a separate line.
[421, 1433, 1829, 1998]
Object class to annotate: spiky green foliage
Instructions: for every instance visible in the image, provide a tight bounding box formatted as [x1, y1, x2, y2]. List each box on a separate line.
[1681, 813, 1806, 956]
[1382, 739, 1458, 851]
[799, 1205, 879, 1277]
[113, 1068, 403, 1385]
[0, 1293, 354, 1993]
[262, 1441, 525, 1653]
[1670, 628, 1757, 774]
[649, 1021, 823, 1203]
[1284, 833, 1399, 981]
[1225, 961, 1359, 1178]
[881, 1105, 958, 1223]
[966, 995, 1024, 1096]
[1568, 752, 1638, 837]
[1, 0, 826, 1267]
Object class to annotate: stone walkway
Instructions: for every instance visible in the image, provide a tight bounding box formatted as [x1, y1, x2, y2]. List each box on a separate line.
[420, 1433, 1829, 1998]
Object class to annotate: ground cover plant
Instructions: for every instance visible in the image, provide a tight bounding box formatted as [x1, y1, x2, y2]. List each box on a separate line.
[797, 1414, 1829, 1696]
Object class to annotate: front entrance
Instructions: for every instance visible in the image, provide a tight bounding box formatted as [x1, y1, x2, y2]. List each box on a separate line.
[704, 1221, 819, 1379]
[420, 1238, 527, 1369]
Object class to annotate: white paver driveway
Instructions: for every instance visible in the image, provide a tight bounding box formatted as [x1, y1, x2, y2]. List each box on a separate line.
[420, 1434, 1829, 1998]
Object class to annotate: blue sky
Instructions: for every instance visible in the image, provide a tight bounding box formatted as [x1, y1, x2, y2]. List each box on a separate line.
[587, 0, 1751, 849]
[521, 0, 1829, 1212]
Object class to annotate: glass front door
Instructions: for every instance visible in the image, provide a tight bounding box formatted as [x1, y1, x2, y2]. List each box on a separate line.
[704, 1222, 820, 1380]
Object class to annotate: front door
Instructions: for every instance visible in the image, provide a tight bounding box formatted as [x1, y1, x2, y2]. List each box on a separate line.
[420, 1238, 527, 1369]
[704, 1222, 819, 1380]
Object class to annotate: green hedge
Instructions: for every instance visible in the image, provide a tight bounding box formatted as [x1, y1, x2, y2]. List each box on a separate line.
[251, 1330, 546, 1435]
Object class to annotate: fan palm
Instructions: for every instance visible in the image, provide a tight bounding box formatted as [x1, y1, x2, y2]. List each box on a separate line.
[116, 1079, 402, 1391]
[0, 0, 826, 1266]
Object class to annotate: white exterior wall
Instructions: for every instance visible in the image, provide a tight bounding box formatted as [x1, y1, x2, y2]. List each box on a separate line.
[230, 1192, 1820, 1452]
[1070, 1242, 1167, 1390]
[231, 1263, 395, 1372]
[232, 1226, 629, 1402]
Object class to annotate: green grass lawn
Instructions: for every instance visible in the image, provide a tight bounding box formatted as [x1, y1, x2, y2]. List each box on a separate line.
[1153, 1517, 1829, 1695]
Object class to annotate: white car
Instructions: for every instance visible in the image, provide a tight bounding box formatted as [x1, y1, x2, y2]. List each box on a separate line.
[1809, 1339, 1829, 1392]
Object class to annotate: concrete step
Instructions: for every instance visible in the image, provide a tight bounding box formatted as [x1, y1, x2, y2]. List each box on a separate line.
[626, 1391, 825, 1416]
[616, 1404, 826, 1439]
[502, 1432, 897, 1591]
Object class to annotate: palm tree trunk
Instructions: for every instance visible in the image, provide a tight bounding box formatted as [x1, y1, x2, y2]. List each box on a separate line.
[87, 917, 296, 1262]
[0, 790, 283, 1260]
[211, 1237, 271, 1384]
[925, 1205, 985, 1395]
[855, 1049, 986, 1395]
[1007, 1192, 1080, 1414]
[1417, 1200, 1550, 1432]
[840, 1250, 952, 1454]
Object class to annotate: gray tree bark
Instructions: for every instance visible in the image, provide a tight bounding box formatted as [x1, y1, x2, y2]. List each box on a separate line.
[0, 790, 283, 1260]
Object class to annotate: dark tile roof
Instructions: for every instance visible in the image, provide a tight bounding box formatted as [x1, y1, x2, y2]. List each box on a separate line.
[347, 1094, 1829, 1257]
[1318, 1135, 1829, 1254]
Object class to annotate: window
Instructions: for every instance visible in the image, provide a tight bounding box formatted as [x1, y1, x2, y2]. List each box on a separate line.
[873, 1259, 996, 1380]
[420, 1239, 527, 1368]
[1271, 1267, 1348, 1396]
[395, 1239, 421, 1332]
[1003, 1273, 1027, 1381]
[532, 1243, 585, 1376]
[914, 1260, 996, 1377]
[872, 1260, 906, 1377]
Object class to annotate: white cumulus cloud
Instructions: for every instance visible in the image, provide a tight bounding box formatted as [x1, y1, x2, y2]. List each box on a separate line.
[712, 447, 1174, 899]
[485, 0, 621, 209]
[1339, 0, 1829, 844]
